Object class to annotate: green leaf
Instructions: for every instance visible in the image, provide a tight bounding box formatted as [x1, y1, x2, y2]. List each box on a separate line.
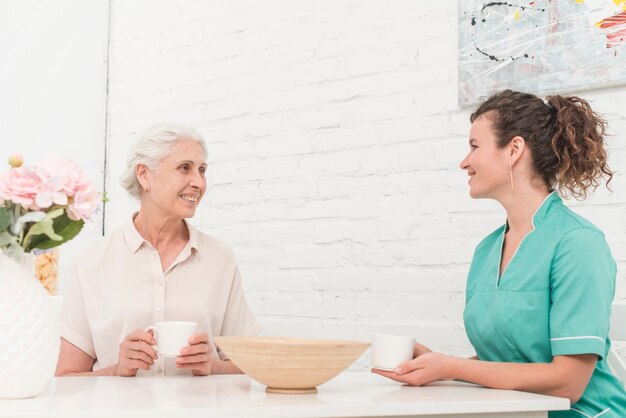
[4, 241, 24, 259]
[46, 207, 65, 220]
[25, 211, 85, 252]
[22, 217, 61, 249]
[0, 207, 9, 232]
[12, 210, 46, 235]
[0, 231, 15, 246]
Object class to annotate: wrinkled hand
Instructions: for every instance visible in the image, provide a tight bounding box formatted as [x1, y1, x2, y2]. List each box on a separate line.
[176, 332, 212, 376]
[372, 351, 452, 386]
[115, 329, 158, 377]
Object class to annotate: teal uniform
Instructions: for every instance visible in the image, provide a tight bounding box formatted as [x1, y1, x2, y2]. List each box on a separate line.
[464, 192, 626, 417]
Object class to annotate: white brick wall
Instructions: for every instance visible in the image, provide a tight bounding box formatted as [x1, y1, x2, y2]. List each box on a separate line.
[102, 0, 626, 368]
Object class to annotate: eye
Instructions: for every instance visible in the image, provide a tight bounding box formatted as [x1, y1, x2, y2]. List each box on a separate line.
[199, 166, 207, 175]
[178, 164, 190, 171]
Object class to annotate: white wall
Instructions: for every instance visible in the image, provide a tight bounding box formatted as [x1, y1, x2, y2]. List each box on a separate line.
[103, 0, 626, 368]
[0, 0, 110, 289]
[4, 1, 626, 369]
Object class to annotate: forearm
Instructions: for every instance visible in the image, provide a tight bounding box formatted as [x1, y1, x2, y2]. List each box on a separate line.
[57, 364, 117, 377]
[448, 356, 586, 401]
[210, 358, 242, 375]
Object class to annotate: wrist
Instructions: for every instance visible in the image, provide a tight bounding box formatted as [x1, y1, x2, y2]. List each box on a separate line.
[110, 364, 119, 376]
[443, 355, 461, 380]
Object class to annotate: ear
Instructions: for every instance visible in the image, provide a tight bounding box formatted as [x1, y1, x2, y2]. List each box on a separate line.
[508, 136, 526, 166]
[136, 164, 151, 193]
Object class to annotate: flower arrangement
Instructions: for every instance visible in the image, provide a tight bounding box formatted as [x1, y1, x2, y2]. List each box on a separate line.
[0, 154, 101, 259]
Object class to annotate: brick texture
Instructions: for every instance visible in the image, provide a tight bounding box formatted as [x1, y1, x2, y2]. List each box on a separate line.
[103, 0, 626, 368]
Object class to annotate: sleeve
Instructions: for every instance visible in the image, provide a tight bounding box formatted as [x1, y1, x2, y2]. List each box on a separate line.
[60, 256, 96, 359]
[217, 266, 262, 360]
[549, 227, 616, 360]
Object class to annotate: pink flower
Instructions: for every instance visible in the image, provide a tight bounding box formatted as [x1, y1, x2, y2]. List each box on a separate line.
[67, 186, 100, 221]
[35, 158, 73, 208]
[1, 155, 101, 256]
[38, 158, 94, 199]
[0, 166, 42, 210]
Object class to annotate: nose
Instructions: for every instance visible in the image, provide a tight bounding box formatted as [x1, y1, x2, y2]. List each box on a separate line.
[459, 152, 470, 170]
[189, 169, 205, 189]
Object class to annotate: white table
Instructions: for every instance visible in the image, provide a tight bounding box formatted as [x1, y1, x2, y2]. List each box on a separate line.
[0, 371, 569, 418]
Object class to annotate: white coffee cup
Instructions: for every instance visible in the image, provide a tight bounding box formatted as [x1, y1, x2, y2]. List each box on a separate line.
[145, 321, 198, 357]
[371, 333, 415, 371]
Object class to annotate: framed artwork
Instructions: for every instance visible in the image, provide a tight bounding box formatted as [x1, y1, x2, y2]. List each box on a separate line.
[458, 0, 626, 104]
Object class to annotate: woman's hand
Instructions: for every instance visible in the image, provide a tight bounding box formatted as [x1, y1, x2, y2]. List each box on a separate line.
[115, 329, 158, 376]
[372, 342, 450, 386]
[373, 352, 453, 386]
[413, 341, 433, 357]
[176, 332, 212, 376]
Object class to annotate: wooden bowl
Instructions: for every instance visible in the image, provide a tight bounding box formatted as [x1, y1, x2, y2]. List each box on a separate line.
[214, 336, 370, 394]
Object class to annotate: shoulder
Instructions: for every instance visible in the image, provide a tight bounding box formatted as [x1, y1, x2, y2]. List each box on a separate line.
[546, 206, 614, 269]
[69, 225, 128, 282]
[549, 203, 604, 236]
[474, 224, 505, 255]
[190, 225, 237, 262]
[545, 204, 609, 252]
[75, 225, 124, 257]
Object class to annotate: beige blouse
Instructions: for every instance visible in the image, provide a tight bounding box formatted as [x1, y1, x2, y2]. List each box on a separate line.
[60, 217, 261, 375]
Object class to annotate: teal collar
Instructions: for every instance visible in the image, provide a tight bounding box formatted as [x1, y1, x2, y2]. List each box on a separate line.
[504, 191, 560, 232]
[531, 191, 561, 228]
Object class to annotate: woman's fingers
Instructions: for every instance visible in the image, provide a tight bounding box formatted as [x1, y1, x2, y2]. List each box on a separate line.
[180, 343, 210, 356]
[187, 332, 209, 345]
[116, 329, 159, 376]
[127, 358, 151, 371]
[128, 329, 156, 345]
[177, 334, 212, 375]
[126, 348, 156, 365]
[125, 340, 158, 360]
[177, 353, 211, 365]
[372, 368, 414, 383]
[414, 342, 432, 357]
[372, 368, 428, 386]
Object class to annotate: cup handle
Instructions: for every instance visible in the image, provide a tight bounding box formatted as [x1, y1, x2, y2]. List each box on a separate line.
[145, 326, 158, 351]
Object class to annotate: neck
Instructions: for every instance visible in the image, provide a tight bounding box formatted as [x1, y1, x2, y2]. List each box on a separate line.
[133, 206, 188, 250]
[499, 184, 550, 234]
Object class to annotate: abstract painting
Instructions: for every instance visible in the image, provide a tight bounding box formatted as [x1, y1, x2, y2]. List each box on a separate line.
[458, 0, 626, 104]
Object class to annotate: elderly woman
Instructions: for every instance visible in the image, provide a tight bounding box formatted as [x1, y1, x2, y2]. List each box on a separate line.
[56, 124, 260, 376]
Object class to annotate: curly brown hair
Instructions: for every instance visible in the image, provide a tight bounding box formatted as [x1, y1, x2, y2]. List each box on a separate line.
[470, 90, 613, 199]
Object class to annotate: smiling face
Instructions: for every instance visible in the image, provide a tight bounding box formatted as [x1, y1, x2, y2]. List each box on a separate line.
[140, 139, 207, 220]
[459, 114, 511, 200]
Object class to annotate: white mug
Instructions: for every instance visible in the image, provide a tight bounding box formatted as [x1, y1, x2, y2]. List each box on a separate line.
[371, 333, 415, 371]
[145, 321, 198, 357]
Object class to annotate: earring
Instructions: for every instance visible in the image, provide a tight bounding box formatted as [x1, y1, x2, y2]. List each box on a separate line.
[509, 159, 514, 191]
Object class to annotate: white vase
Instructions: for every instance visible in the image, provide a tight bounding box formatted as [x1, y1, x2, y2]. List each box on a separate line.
[0, 251, 60, 398]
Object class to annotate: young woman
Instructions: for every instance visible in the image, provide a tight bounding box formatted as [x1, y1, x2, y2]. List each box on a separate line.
[374, 90, 626, 417]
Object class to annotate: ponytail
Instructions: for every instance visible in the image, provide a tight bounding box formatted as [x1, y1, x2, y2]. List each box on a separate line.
[545, 95, 612, 199]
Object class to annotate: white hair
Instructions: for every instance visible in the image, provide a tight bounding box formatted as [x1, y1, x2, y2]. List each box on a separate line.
[119, 123, 208, 200]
